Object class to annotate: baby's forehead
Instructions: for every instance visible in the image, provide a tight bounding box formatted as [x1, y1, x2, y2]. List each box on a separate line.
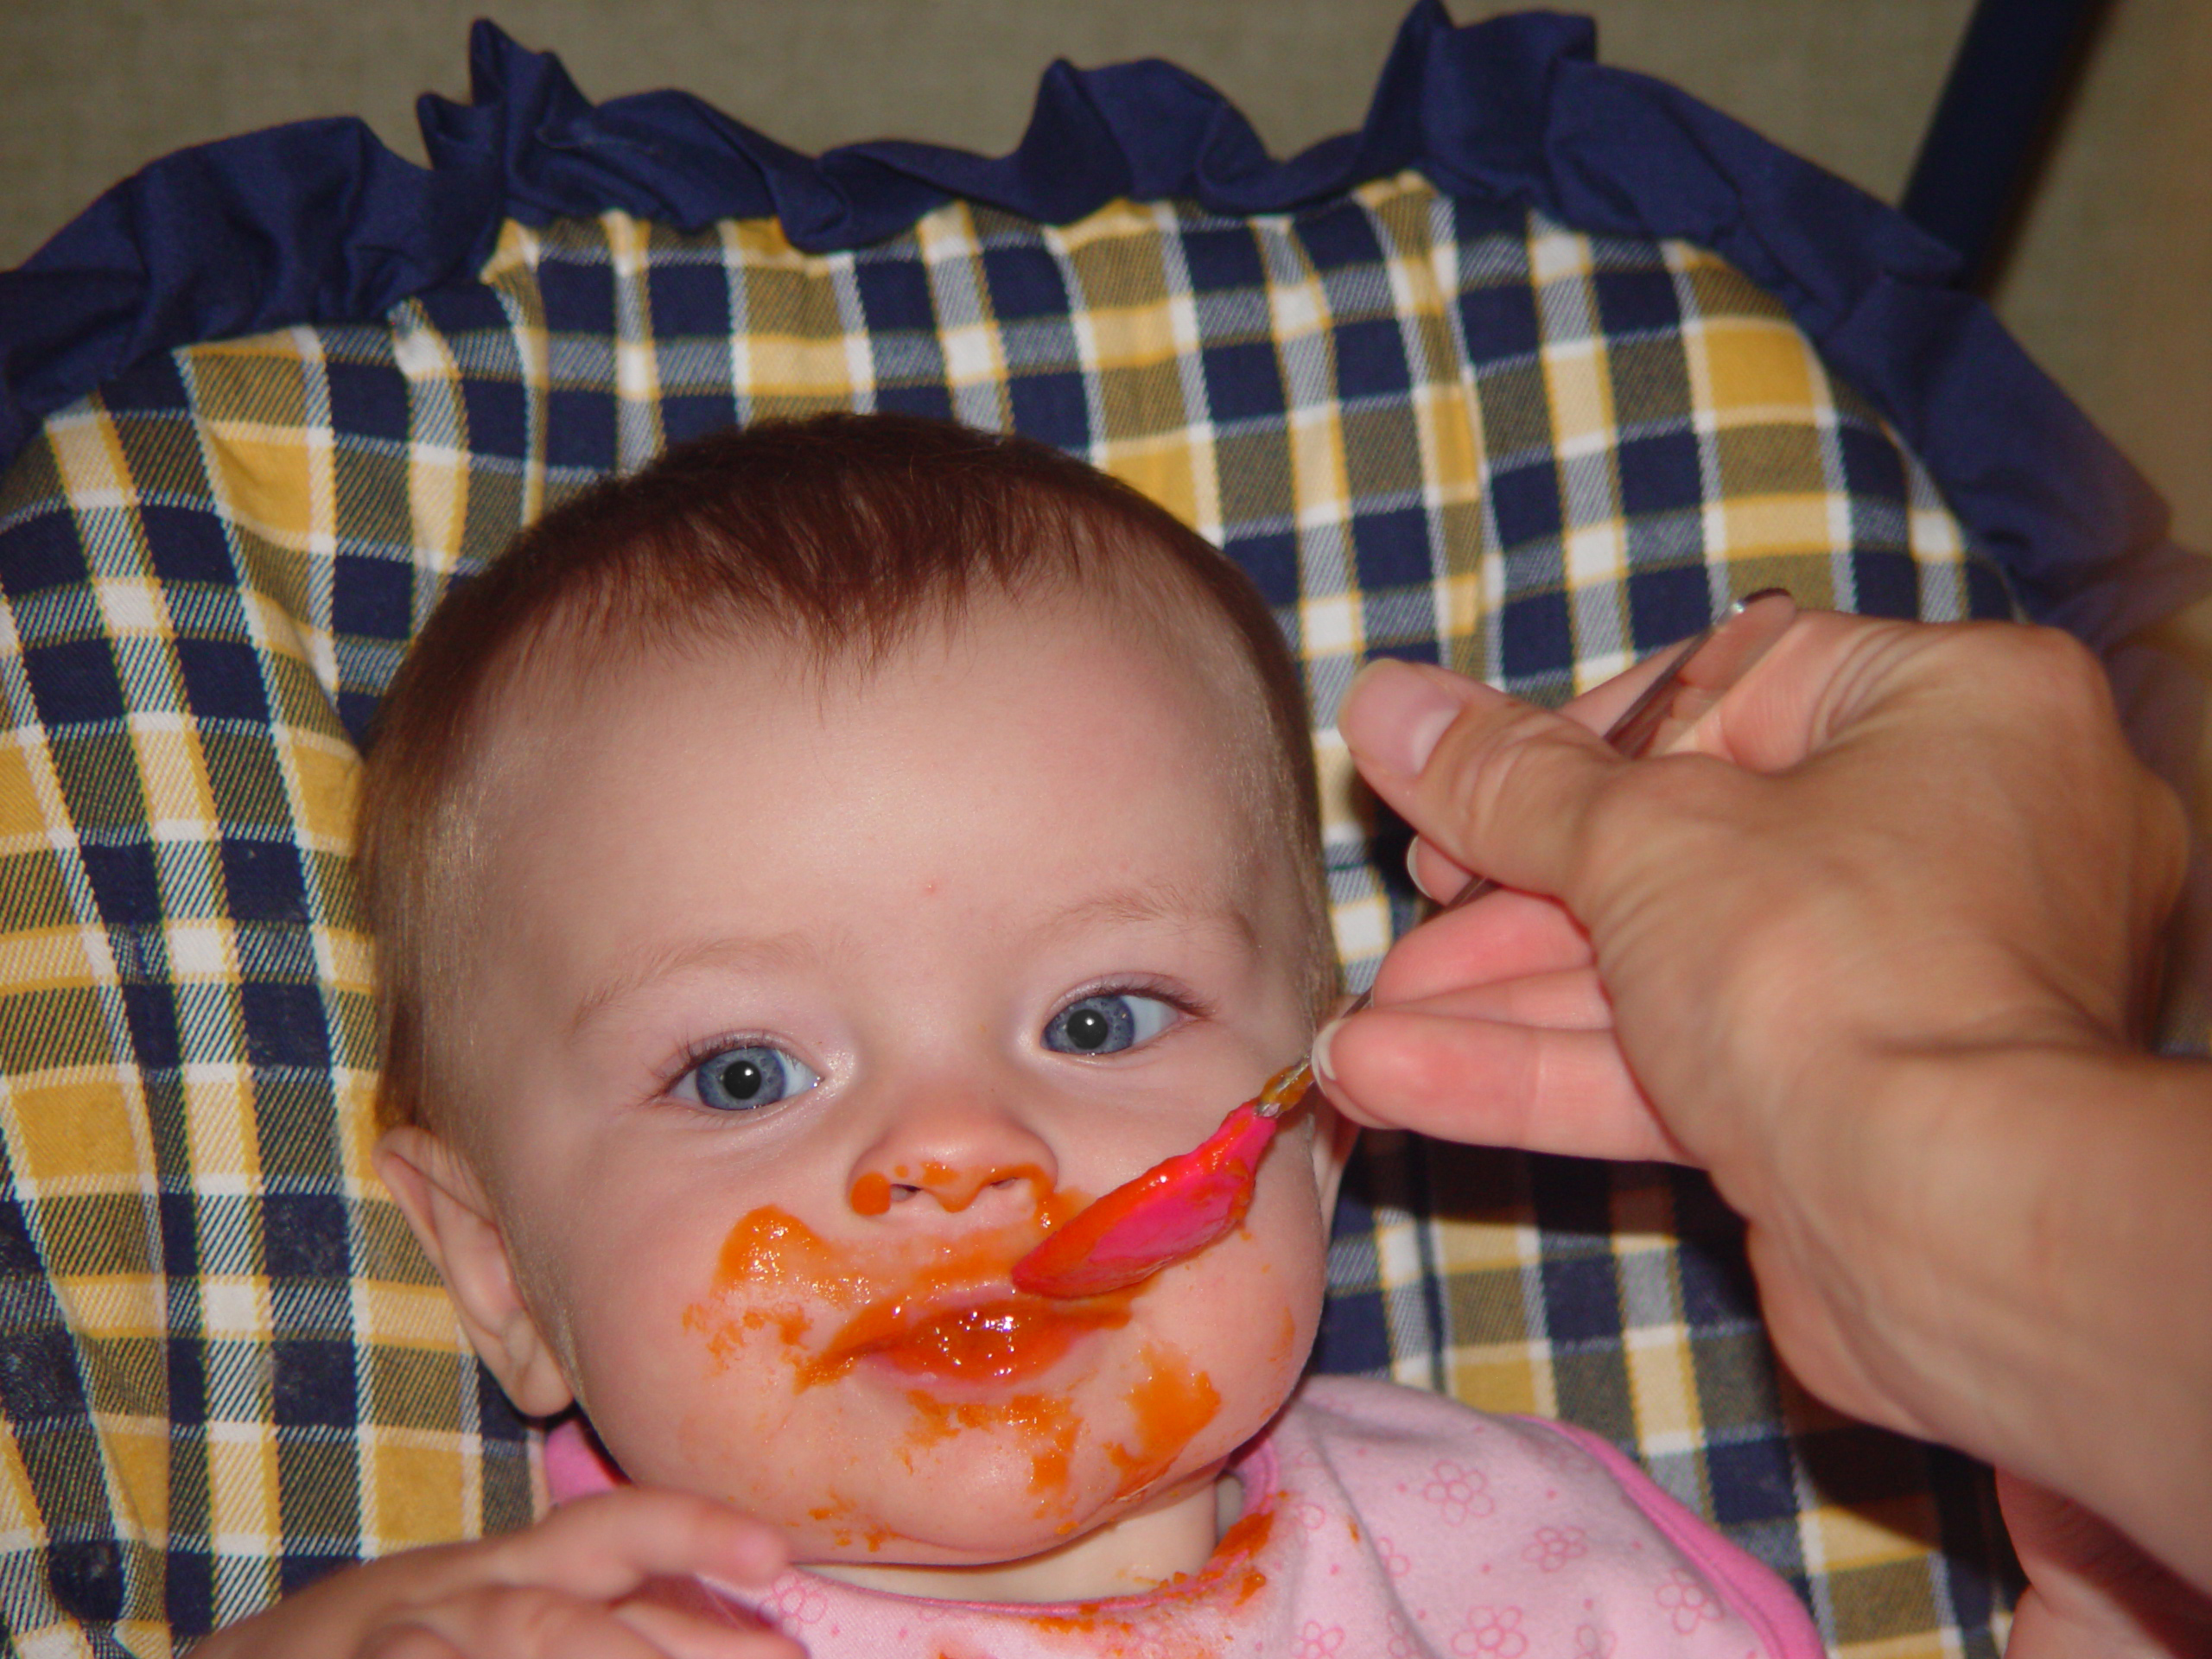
[454, 579, 1298, 967]
[458, 581, 1289, 928]
[485, 563, 1263, 746]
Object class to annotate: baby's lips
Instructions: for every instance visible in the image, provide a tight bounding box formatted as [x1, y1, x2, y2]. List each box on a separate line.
[809, 1290, 1133, 1388]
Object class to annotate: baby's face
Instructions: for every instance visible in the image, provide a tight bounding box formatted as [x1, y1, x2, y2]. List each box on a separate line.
[410, 591, 1340, 1573]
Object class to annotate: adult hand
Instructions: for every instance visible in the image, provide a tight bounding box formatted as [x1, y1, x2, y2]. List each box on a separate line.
[192, 1487, 801, 1659]
[1997, 1470, 2212, 1656]
[1311, 608, 2212, 1596]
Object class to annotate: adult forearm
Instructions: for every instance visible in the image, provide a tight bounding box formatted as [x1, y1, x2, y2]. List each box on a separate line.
[1827, 1040, 2212, 1591]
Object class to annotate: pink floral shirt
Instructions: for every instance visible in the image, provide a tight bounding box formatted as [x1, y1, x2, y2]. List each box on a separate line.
[546, 1375, 1827, 1658]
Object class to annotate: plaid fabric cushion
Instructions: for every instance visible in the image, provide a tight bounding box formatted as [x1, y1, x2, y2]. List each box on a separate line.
[0, 175, 2018, 1656]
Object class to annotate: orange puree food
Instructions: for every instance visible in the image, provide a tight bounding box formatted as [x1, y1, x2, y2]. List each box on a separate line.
[710, 1205, 842, 1287]
[811, 1295, 1130, 1386]
[690, 1192, 1115, 1395]
[848, 1172, 893, 1216]
[1013, 1495, 1274, 1654]
[904, 1389, 1079, 1496]
[690, 1193, 1217, 1519]
[1106, 1342, 1220, 1499]
[852, 1160, 1046, 1218]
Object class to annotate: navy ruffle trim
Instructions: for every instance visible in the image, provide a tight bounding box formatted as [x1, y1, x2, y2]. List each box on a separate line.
[0, 3, 2198, 645]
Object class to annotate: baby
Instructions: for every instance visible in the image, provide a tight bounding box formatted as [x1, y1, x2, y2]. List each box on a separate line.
[204, 414, 1824, 1657]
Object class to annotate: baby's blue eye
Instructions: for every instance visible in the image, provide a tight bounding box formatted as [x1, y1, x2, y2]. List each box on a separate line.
[1044, 994, 1179, 1055]
[677, 1046, 820, 1112]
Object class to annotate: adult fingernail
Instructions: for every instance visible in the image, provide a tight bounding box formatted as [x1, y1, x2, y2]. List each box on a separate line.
[1311, 1017, 1343, 1084]
[1342, 660, 1465, 779]
[1402, 836, 1439, 901]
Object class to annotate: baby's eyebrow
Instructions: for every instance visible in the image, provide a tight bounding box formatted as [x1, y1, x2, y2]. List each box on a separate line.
[566, 885, 1258, 1038]
[1033, 880, 1261, 953]
[566, 931, 819, 1038]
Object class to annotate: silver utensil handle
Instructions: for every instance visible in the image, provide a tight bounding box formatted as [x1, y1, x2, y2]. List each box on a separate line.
[1256, 588, 1797, 1118]
[1343, 588, 1798, 1018]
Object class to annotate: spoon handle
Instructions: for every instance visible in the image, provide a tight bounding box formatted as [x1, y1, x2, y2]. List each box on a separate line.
[1254, 588, 1797, 1118]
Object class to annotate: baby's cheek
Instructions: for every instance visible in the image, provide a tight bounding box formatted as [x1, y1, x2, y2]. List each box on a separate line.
[1221, 1167, 1330, 1395]
[584, 1323, 817, 1514]
[1160, 1211, 1320, 1407]
[1243, 1148, 1332, 1317]
[546, 1257, 784, 1495]
[667, 1392, 808, 1511]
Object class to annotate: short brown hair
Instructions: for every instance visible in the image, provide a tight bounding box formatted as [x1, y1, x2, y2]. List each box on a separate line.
[357, 414, 1332, 1134]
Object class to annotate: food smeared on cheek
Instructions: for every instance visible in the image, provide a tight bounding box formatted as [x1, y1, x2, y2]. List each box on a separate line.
[710, 1204, 842, 1285]
[800, 1492, 895, 1554]
[680, 1206, 834, 1363]
[1106, 1341, 1221, 1500]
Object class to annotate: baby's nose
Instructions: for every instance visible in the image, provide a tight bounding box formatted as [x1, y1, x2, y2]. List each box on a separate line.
[847, 1082, 1061, 1220]
[849, 1160, 1049, 1217]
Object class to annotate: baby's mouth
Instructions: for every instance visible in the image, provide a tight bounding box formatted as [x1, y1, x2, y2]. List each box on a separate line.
[804, 1291, 1132, 1388]
[695, 1205, 1136, 1392]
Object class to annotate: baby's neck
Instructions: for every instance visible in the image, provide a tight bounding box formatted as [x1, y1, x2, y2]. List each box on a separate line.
[810, 1463, 1239, 1604]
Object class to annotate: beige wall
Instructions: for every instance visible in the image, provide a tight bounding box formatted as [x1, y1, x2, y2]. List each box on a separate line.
[3, 0, 2203, 549]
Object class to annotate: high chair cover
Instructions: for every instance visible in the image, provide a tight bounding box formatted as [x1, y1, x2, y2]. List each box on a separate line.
[1, 6, 2197, 1652]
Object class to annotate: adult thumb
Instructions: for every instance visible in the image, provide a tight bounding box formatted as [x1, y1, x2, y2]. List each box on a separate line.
[1338, 658, 1624, 906]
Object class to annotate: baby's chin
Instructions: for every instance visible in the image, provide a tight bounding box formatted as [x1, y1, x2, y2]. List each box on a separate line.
[785, 1452, 1236, 1603]
[738, 1414, 1235, 1567]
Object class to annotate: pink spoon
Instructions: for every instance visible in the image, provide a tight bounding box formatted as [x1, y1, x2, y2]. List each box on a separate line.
[1011, 591, 1796, 1300]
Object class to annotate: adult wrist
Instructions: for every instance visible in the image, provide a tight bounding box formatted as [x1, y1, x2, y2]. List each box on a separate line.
[1827, 1037, 2212, 1587]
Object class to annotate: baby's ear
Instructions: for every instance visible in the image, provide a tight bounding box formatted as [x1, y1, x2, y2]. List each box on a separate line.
[373, 1127, 575, 1418]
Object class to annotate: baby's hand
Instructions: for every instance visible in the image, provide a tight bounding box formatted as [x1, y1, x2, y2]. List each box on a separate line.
[191, 1488, 802, 1658]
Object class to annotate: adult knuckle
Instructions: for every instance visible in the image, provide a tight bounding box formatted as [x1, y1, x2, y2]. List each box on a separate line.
[1981, 622, 2110, 720]
[1446, 705, 1580, 827]
[359, 1629, 456, 1659]
[2140, 772, 2190, 899]
[1578, 751, 1735, 868]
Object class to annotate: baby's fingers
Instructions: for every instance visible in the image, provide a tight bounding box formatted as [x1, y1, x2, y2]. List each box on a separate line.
[618, 1592, 808, 1659]
[1315, 1003, 1683, 1163]
[486, 1490, 786, 1602]
[362, 1582, 801, 1659]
